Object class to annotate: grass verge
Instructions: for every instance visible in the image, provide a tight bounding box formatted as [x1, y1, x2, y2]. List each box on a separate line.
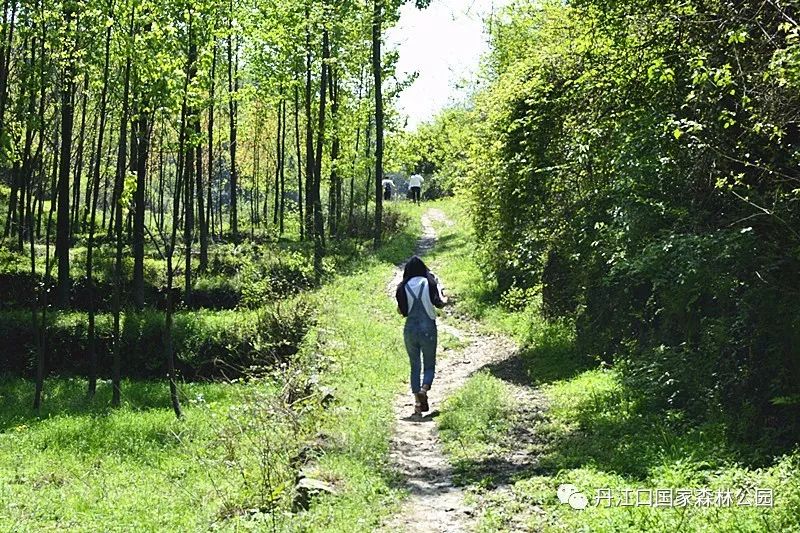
[0, 202, 428, 531]
[427, 197, 800, 533]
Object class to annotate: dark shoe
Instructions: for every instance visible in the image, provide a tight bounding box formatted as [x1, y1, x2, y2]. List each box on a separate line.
[413, 393, 424, 416]
[418, 386, 430, 412]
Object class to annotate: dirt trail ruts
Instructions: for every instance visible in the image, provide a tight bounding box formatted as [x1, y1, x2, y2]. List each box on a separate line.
[382, 208, 535, 533]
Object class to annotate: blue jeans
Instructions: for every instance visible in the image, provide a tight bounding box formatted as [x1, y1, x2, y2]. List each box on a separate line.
[404, 319, 437, 394]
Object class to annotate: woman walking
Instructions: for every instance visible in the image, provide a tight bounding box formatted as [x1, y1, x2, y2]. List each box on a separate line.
[396, 256, 447, 416]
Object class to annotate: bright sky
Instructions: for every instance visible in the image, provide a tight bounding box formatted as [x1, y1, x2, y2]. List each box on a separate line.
[387, 0, 506, 131]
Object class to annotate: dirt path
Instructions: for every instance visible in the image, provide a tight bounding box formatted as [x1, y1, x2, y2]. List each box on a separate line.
[382, 208, 533, 532]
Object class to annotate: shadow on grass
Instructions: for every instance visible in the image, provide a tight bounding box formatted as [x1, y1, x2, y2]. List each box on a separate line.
[0, 376, 231, 431]
[449, 373, 732, 487]
[519, 319, 594, 385]
[450, 322, 739, 487]
[536, 386, 735, 480]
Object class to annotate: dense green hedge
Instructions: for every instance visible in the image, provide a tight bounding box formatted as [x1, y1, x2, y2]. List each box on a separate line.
[0, 249, 319, 311]
[458, 0, 800, 446]
[0, 301, 314, 380]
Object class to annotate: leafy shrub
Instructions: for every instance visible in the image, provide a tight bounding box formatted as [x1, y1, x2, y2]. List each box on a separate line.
[191, 276, 241, 310]
[457, 0, 800, 448]
[0, 302, 315, 380]
[420, 174, 454, 200]
[380, 208, 410, 239]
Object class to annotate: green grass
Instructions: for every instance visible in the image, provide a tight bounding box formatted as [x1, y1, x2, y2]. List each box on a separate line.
[429, 197, 800, 533]
[0, 202, 428, 531]
[289, 201, 426, 530]
[438, 372, 514, 484]
[0, 378, 267, 530]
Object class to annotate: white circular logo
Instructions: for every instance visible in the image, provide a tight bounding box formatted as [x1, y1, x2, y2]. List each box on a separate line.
[557, 484, 578, 504]
[557, 484, 588, 510]
[568, 491, 589, 510]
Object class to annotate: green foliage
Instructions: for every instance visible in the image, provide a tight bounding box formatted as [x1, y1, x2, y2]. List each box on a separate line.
[0, 203, 423, 531]
[428, 198, 800, 532]
[449, 0, 800, 446]
[388, 106, 475, 197]
[0, 303, 315, 380]
[485, 368, 800, 532]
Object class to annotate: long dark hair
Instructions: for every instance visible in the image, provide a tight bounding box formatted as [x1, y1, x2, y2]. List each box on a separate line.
[402, 256, 429, 283]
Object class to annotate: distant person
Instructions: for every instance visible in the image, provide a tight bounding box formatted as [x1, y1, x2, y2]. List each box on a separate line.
[382, 176, 395, 201]
[395, 256, 447, 417]
[408, 173, 424, 204]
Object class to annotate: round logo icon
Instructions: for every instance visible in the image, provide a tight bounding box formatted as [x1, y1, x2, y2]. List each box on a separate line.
[557, 484, 578, 504]
[568, 491, 589, 510]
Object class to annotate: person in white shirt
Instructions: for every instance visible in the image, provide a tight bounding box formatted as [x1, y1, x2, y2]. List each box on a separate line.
[408, 174, 424, 204]
[381, 177, 395, 201]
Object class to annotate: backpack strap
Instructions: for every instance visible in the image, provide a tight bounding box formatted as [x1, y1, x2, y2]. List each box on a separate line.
[414, 280, 426, 300]
[408, 279, 426, 302]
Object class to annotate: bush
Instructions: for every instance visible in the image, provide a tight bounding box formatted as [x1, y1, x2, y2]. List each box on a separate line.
[191, 276, 241, 310]
[0, 302, 316, 381]
[458, 0, 800, 449]
[380, 208, 410, 239]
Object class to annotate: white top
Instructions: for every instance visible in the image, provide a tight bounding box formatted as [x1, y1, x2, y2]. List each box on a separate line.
[409, 174, 424, 188]
[381, 179, 394, 188]
[405, 275, 443, 321]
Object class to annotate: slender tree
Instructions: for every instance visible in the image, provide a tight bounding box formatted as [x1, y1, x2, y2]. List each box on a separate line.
[294, 82, 304, 240]
[55, 4, 77, 308]
[86, 0, 113, 397]
[227, 1, 239, 240]
[312, 27, 329, 278]
[371, 0, 383, 247]
[111, 7, 136, 408]
[70, 72, 89, 234]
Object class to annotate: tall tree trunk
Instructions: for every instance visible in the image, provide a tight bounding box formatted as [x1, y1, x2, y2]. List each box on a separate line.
[34, 167, 56, 411]
[86, 7, 112, 397]
[273, 99, 281, 227]
[35, 127, 60, 410]
[82, 97, 99, 232]
[183, 14, 198, 306]
[217, 130, 223, 234]
[372, 0, 384, 247]
[55, 5, 77, 308]
[165, 44, 186, 419]
[184, 136, 194, 306]
[32, 32, 46, 242]
[111, 9, 135, 408]
[312, 29, 329, 279]
[164, 200, 183, 418]
[6, 36, 35, 248]
[303, 6, 314, 239]
[29, 155, 41, 411]
[207, 43, 216, 240]
[158, 119, 165, 232]
[18, 37, 36, 250]
[163, 247, 183, 418]
[279, 98, 286, 235]
[294, 82, 303, 241]
[227, 4, 239, 240]
[328, 69, 340, 237]
[71, 72, 89, 234]
[133, 110, 152, 311]
[0, 0, 17, 133]
[349, 69, 364, 231]
[196, 133, 207, 272]
[253, 114, 262, 229]
[364, 112, 372, 228]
